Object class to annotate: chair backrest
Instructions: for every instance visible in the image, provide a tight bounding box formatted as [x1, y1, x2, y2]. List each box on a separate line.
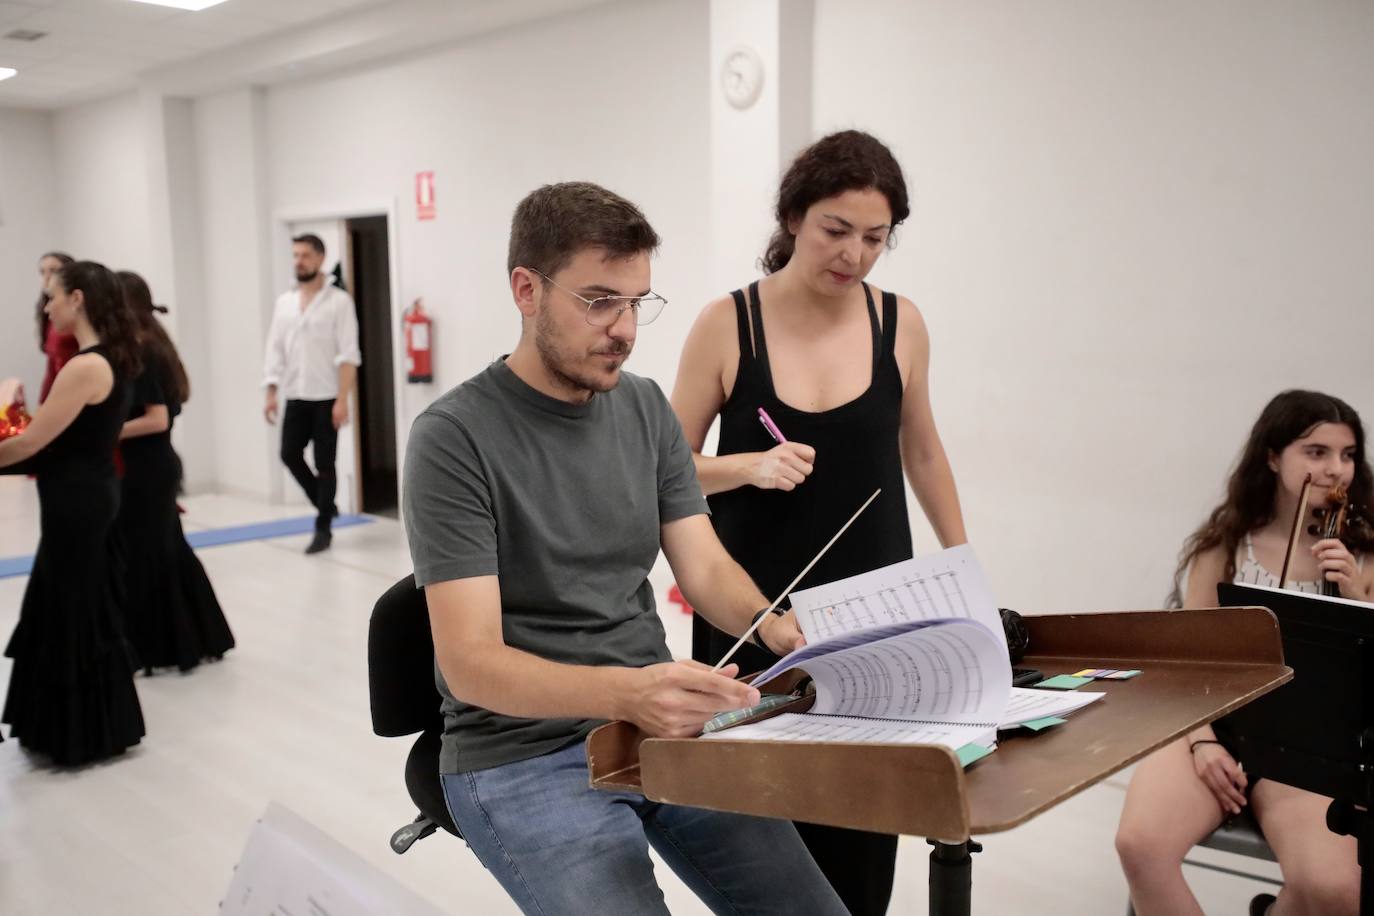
[368, 573, 444, 737]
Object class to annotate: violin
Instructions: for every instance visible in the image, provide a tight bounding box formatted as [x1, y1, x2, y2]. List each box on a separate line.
[1307, 485, 1374, 597]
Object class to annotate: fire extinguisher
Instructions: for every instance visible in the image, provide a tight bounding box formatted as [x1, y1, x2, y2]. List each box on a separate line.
[403, 299, 433, 383]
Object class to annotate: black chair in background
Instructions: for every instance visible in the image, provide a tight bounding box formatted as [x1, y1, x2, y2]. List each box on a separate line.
[367, 573, 461, 853]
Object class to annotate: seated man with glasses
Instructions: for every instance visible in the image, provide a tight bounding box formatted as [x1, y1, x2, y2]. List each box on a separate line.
[402, 181, 847, 916]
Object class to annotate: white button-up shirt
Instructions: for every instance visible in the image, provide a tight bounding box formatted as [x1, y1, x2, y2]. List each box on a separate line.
[262, 284, 362, 401]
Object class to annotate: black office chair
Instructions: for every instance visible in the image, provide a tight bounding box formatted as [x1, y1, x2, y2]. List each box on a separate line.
[368, 573, 462, 853]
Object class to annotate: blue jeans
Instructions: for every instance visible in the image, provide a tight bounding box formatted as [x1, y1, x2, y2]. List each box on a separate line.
[441, 741, 850, 915]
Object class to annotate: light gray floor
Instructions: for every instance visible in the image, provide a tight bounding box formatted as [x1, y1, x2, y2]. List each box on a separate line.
[0, 479, 1281, 914]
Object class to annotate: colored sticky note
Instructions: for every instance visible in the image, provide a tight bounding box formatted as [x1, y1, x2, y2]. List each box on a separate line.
[1074, 668, 1143, 680]
[1036, 675, 1093, 690]
[1020, 716, 1067, 732]
[956, 743, 994, 767]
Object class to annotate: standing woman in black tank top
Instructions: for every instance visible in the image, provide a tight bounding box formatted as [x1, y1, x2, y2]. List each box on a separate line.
[671, 130, 969, 915]
[0, 261, 147, 766]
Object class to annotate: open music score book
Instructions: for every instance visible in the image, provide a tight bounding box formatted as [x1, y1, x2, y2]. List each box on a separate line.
[701, 546, 1102, 752]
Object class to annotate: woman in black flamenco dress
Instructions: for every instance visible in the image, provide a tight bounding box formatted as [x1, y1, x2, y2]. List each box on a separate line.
[0, 261, 145, 766]
[114, 271, 233, 673]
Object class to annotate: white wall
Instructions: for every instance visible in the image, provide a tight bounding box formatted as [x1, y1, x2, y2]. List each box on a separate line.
[708, 0, 789, 288]
[811, 0, 1374, 611]
[180, 0, 711, 503]
[193, 88, 275, 499]
[256, 0, 711, 471]
[52, 92, 154, 274]
[143, 94, 217, 492]
[0, 108, 58, 398]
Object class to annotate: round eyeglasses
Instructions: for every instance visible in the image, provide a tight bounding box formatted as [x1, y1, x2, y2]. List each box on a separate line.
[527, 268, 667, 327]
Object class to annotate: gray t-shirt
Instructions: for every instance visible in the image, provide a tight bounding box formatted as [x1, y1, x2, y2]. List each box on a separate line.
[402, 359, 709, 773]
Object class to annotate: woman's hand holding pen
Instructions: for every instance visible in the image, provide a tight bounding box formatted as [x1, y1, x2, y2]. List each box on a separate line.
[748, 442, 815, 491]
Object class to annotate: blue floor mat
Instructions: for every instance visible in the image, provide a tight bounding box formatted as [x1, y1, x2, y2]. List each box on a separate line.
[0, 514, 373, 579]
[0, 555, 33, 579]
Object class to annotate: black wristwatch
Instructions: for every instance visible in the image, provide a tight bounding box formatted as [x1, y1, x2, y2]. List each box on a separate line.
[748, 608, 784, 650]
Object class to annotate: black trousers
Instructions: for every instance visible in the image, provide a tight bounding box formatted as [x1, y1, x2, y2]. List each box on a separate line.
[280, 399, 337, 532]
[795, 821, 898, 916]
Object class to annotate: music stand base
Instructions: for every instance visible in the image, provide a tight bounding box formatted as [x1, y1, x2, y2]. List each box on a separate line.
[929, 839, 982, 916]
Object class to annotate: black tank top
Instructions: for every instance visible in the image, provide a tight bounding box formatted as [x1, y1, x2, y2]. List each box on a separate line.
[121, 353, 181, 466]
[39, 345, 130, 479]
[693, 281, 914, 669]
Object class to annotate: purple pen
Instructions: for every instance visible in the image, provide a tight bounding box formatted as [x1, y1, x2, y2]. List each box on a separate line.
[757, 407, 787, 444]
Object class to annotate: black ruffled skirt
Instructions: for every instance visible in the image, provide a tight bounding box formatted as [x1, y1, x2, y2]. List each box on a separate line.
[117, 434, 234, 672]
[3, 472, 145, 766]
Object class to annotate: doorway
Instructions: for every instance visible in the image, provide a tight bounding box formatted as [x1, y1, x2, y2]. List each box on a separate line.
[346, 215, 398, 518]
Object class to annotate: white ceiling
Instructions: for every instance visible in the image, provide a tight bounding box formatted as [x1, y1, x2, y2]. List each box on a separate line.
[0, 0, 387, 107]
[0, 0, 611, 110]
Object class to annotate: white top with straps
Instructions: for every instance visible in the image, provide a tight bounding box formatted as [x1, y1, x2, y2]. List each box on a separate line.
[1233, 532, 1363, 593]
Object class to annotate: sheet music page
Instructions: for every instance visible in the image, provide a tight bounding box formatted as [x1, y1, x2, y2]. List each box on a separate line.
[802, 619, 1011, 724]
[788, 545, 1006, 654]
[998, 686, 1103, 728]
[698, 712, 994, 750]
[749, 618, 944, 687]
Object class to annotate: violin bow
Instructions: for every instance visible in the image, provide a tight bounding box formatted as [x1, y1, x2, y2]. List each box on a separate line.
[1278, 473, 1313, 590]
[713, 488, 881, 672]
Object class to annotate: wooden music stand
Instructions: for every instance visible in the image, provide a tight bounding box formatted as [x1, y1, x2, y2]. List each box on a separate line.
[587, 607, 1291, 916]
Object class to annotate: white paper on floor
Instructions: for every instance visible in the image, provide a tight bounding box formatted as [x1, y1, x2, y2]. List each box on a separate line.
[222, 801, 448, 915]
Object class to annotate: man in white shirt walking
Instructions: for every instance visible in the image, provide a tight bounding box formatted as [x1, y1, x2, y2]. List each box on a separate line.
[262, 234, 362, 554]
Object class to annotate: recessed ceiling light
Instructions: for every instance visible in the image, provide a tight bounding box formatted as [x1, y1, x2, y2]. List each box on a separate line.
[129, 0, 232, 10]
[0, 67, 17, 82]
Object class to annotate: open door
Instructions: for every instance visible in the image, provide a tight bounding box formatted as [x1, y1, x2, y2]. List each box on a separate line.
[279, 214, 398, 519]
[345, 215, 398, 518]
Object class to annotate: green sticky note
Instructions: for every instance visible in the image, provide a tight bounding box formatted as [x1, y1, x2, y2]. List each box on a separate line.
[1105, 669, 1142, 680]
[1036, 675, 1093, 690]
[1020, 716, 1067, 732]
[956, 743, 994, 767]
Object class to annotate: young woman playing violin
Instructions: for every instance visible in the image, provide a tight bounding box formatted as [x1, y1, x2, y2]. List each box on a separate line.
[1116, 390, 1372, 916]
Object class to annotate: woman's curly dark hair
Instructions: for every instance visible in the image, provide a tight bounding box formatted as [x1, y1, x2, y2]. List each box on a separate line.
[762, 130, 910, 274]
[55, 261, 143, 380]
[117, 270, 190, 405]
